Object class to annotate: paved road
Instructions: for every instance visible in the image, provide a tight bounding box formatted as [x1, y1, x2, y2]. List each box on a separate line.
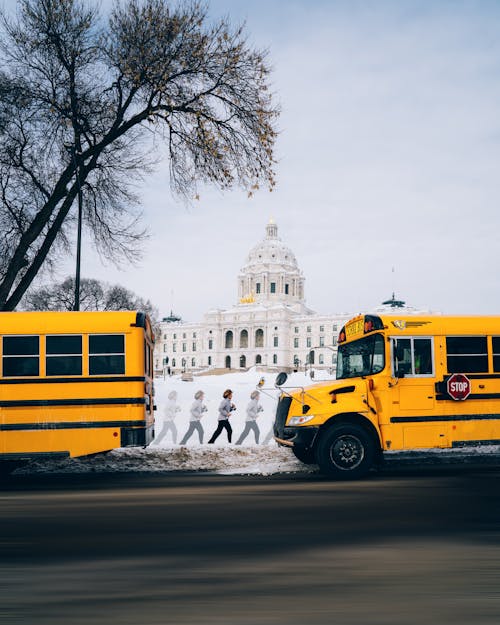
[1, 466, 499, 625]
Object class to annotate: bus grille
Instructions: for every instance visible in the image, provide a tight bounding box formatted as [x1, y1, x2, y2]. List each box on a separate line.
[274, 396, 292, 439]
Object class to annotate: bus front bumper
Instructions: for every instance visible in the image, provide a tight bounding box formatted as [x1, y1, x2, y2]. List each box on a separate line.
[275, 426, 319, 449]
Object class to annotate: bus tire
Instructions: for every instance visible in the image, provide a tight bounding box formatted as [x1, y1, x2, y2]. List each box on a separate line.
[315, 423, 374, 480]
[292, 446, 317, 465]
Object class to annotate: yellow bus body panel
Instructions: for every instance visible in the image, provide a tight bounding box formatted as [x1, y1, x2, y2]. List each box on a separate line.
[284, 314, 500, 454]
[0, 311, 155, 460]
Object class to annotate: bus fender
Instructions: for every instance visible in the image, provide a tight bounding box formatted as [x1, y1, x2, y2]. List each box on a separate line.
[319, 412, 383, 455]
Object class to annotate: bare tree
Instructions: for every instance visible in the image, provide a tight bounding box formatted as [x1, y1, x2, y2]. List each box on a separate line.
[0, 0, 279, 311]
[23, 276, 160, 332]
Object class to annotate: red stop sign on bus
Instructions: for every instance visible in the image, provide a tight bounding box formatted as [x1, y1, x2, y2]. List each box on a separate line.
[447, 373, 471, 401]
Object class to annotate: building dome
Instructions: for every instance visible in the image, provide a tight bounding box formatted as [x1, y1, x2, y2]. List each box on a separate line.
[244, 219, 300, 272]
[237, 220, 305, 306]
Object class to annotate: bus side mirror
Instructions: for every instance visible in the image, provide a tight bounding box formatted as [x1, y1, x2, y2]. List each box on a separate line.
[395, 368, 406, 379]
[275, 372, 288, 387]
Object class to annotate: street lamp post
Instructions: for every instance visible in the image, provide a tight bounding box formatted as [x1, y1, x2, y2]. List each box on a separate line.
[74, 158, 83, 312]
[65, 142, 84, 311]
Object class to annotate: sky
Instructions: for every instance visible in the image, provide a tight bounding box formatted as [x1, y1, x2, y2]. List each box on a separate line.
[3, 0, 500, 320]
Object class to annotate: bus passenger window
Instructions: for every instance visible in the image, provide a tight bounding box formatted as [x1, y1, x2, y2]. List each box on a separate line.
[494, 337, 500, 373]
[46, 335, 82, 376]
[2, 336, 40, 377]
[89, 335, 125, 375]
[446, 337, 488, 373]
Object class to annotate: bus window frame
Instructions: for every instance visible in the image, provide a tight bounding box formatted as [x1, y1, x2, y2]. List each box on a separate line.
[88, 333, 126, 376]
[390, 336, 435, 378]
[45, 334, 83, 377]
[2, 334, 40, 377]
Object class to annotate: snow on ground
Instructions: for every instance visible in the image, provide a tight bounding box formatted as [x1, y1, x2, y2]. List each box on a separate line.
[15, 368, 500, 476]
[18, 369, 319, 476]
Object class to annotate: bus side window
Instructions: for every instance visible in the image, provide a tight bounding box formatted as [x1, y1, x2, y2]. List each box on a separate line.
[393, 338, 412, 376]
[392, 337, 433, 377]
[414, 339, 433, 375]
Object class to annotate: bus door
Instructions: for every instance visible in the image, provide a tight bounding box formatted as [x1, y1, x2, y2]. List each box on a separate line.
[387, 336, 446, 448]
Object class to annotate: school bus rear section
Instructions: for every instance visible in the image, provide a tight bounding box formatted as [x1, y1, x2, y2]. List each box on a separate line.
[274, 314, 500, 479]
[0, 311, 155, 467]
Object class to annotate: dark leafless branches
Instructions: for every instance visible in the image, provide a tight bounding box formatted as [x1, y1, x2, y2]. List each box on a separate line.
[0, 0, 279, 310]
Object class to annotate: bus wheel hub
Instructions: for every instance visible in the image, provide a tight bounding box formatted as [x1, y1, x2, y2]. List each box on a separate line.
[331, 435, 364, 469]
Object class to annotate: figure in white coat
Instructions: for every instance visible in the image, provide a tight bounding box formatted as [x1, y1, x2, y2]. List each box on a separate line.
[154, 390, 181, 445]
[180, 390, 207, 445]
[236, 390, 263, 444]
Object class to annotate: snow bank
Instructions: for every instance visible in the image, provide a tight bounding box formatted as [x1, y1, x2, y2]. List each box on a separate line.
[14, 369, 500, 476]
[20, 445, 314, 476]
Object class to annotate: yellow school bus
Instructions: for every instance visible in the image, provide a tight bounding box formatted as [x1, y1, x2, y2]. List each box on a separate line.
[274, 313, 500, 479]
[0, 311, 155, 471]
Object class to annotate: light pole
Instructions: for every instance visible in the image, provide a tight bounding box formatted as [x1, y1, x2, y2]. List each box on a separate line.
[65, 143, 83, 311]
[74, 156, 83, 312]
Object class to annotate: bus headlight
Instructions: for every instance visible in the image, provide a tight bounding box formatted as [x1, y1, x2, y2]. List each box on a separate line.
[288, 415, 315, 426]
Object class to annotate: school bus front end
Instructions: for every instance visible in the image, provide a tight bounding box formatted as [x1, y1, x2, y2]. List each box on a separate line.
[0, 311, 155, 468]
[274, 375, 383, 478]
[274, 313, 500, 479]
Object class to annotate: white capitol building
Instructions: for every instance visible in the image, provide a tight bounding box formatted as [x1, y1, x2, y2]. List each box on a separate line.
[154, 219, 421, 376]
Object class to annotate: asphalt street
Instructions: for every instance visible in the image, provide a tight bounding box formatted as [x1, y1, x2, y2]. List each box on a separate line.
[1, 465, 499, 625]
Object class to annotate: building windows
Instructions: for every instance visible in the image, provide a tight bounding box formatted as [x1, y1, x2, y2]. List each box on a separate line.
[173, 333, 177, 339]
[255, 329, 264, 348]
[319, 325, 324, 333]
[208, 339, 213, 350]
[273, 354, 277, 364]
[182, 343, 187, 352]
[294, 327, 299, 334]
[332, 325, 337, 332]
[240, 329, 249, 348]
[182, 333, 186, 339]
[319, 354, 324, 365]
[332, 337, 337, 346]
[273, 336, 279, 347]
[306, 337, 311, 348]
[192, 343, 196, 351]
[285, 284, 289, 294]
[240, 355, 246, 368]
[307, 326, 311, 333]
[173, 343, 177, 352]
[172, 358, 176, 367]
[225, 330, 234, 349]
[163, 344, 167, 352]
[256, 283, 261, 294]
[294, 337, 299, 348]
[191, 358, 196, 367]
[319, 336, 325, 347]
[270, 282, 276, 293]
[193, 332, 197, 338]
[208, 356, 212, 366]
[255, 354, 262, 364]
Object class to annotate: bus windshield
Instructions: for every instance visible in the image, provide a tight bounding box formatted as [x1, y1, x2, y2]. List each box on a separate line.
[337, 333, 385, 379]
